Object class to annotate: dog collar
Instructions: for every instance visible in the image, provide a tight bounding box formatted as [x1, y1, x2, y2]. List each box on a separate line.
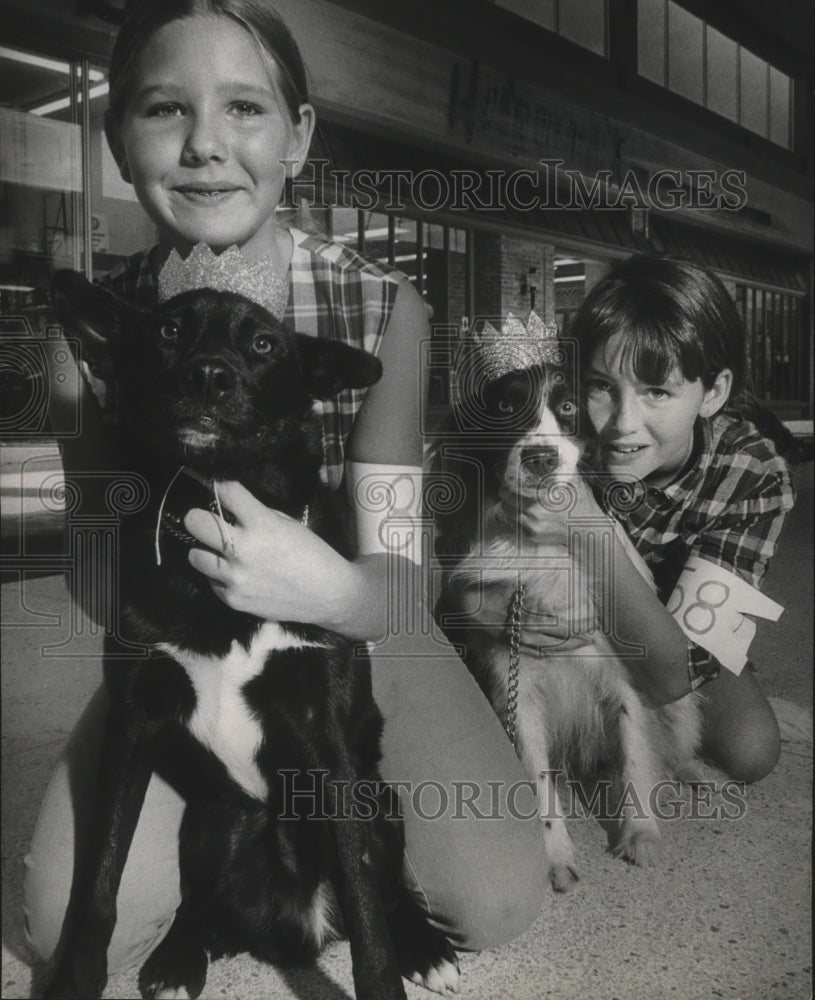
[154, 466, 310, 566]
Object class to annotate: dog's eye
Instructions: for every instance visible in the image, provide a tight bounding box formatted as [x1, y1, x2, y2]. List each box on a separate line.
[252, 335, 275, 355]
[159, 321, 180, 342]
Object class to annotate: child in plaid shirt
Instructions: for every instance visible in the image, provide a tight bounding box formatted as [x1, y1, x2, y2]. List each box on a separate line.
[510, 254, 795, 783]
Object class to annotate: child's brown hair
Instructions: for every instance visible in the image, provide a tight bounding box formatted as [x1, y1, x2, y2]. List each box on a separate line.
[571, 254, 747, 402]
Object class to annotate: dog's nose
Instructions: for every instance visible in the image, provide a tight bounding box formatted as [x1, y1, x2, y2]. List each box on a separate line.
[521, 445, 560, 476]
[183, 360, 235, 400]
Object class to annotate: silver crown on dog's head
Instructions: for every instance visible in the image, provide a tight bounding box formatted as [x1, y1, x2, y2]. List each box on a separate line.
[158, 243, 289, 320]
[469, 310, 560, 383]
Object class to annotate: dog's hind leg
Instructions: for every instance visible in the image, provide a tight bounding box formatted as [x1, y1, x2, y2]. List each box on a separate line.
[658, 693, 705, 782]
[611, 690, 663, 866]
[515, 707, 579, 892]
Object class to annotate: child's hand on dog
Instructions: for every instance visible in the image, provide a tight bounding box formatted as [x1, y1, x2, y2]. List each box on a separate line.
[183, 481, 361, 629]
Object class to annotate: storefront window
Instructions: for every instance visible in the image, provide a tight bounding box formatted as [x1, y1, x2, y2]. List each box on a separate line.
[0, 45, 157, 295]
[390, 217, 420, 286]
[735, 284, 807, 407]
[356, 210, 391, 263]
[326, 206, 360, 249]
[446, 228, 468, 329]
[554, 255, 587, 334]
[0, 44, 157, 440]
[0, 43, 158, 566]
[1, 47, 87, 317]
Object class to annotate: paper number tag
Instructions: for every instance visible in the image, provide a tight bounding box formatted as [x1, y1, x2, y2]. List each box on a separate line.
[666, 556, 783, 675]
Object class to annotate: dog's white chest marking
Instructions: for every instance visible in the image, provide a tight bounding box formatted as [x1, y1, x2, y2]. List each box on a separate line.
[159, 624, 322, 802]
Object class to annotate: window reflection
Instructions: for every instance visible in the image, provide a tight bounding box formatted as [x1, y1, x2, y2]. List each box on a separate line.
[667, 2, 703, 105]
[739, 47, 769, 138]
[706, 28, 738, 122]
[0, 43, 157, 309]
[637, 0, 792, 149]
[497, 0, 608, 57]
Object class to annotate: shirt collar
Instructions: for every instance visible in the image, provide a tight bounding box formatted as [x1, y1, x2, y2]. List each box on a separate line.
[659, 417, 715, 501]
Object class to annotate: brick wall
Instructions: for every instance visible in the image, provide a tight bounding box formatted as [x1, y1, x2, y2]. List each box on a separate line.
[472, 232, 556, 323]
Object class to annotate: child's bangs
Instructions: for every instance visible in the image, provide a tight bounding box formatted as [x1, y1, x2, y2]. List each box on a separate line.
[621, 317, 707, 387]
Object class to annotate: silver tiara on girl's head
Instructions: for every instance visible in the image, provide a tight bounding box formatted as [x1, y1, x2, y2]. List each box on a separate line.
[157, 243, 289, 320]
[470, 310, 560, 382]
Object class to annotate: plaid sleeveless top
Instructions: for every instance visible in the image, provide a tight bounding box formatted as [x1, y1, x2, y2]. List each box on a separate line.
[97, 228, 401, 489]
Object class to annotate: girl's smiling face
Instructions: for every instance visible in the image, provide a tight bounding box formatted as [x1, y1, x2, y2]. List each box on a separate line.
[585, 332, 732, 488]
[107, 15, 314, 259]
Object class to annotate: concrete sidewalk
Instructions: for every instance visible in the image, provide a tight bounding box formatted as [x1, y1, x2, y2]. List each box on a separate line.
[2, 462, 812, 1000]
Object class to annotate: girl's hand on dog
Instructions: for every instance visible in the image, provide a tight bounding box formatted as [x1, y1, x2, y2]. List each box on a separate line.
[184, 481, 361, 627]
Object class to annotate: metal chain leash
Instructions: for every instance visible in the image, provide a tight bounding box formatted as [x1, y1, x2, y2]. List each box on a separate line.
[505, 583, 525, 751]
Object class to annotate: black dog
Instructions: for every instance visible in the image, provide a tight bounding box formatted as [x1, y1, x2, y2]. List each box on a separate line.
[46, 272, 459, 1000]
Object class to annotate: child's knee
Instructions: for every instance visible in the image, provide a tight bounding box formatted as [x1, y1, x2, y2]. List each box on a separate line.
[707, 704, 781, 784]
[444, 815, 546, 950]
[23, 772, 76, 965]
[730, 715, 781, 783]
[23, 852, 62, 965]
[449, 866, 545, 951]
[701, 670, 783, 784]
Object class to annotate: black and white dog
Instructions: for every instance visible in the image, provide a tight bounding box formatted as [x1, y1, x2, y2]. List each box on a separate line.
[47, 272, 459, 1000]
[432, 341, 701, 891]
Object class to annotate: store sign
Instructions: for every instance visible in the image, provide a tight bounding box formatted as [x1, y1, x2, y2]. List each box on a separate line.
[282, 0, 617, 179]
[447, 60, 617, 177]
[91, 212, 109, 252]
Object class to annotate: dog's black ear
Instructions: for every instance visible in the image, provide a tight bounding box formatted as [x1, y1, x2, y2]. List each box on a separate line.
[295, 334, 383, 399]
[51, 270, 139, 374]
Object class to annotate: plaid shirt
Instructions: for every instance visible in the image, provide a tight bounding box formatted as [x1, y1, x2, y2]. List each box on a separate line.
[610, 412, 796, 686]
[98, 228, 400, 489]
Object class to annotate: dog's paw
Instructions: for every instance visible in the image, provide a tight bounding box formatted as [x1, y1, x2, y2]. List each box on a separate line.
[43, 976, 104, 1000]
[548, 861, 580, 893]
[43, 956, 106, 999]
[615, 828, 662, 867]
[387, 895, 460, 994]
[671, 758, 714, 784]
[400, 927, 460, 995]
[541, 818, 579, 892]
[137, 925, 208, 1000]
[406, 952, 461, 995]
